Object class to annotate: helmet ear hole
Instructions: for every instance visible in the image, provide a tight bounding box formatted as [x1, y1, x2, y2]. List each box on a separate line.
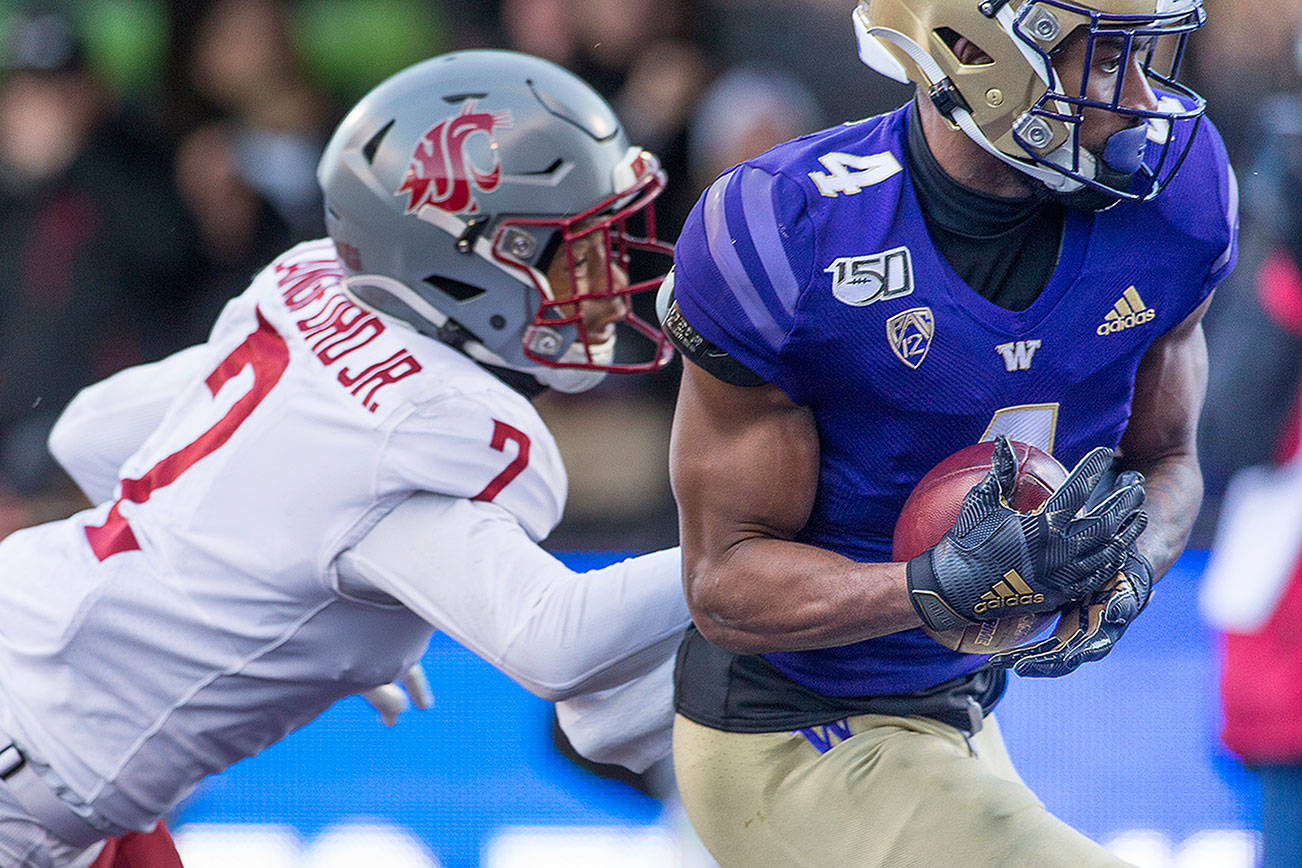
[362, 119, 395, 164]
[934, 29, 994, 67]
[533, 228, 564, 273]
[424, 275, 486, 303]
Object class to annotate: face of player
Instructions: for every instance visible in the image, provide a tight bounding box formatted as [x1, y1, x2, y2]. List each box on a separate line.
[1051, 28, 1161, 159]
[545, 227, 629, 344]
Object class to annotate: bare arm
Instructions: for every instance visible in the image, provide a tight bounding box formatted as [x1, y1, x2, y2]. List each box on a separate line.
[1115, 294, 1214, 579]
[670, 361, 920, 654]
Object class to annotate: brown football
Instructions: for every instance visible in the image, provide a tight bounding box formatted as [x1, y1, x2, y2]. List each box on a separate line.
[893, 440, 1065, 654]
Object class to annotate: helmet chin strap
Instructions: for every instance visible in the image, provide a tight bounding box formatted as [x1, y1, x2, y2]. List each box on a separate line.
[1051, 124, 1153, 210]
[459, 336, 608, 395]
[859, 20, 1083, 193]
[856, 9, 1101, 192]
[533, 338, 613, 394]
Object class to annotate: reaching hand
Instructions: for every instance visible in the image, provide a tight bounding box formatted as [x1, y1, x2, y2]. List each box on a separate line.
[988, 550, 1154, 677]
[361, 664, 433, 726]
[907, 436, 1147, 633]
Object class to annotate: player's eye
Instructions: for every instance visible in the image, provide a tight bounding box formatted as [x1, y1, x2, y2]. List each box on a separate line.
[1096, 54, 1123, 75]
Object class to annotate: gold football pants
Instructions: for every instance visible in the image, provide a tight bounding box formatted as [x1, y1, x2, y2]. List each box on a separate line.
[673, 712, 1134, 868]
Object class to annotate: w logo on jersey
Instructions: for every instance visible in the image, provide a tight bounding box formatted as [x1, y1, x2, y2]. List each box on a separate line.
[995, 339, 1041, 371]
[398, 102, 513, 215]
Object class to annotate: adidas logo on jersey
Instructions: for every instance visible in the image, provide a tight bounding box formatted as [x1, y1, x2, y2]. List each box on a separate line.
[973, 570, 1044, 614]
[1097, 287, 1156, 335]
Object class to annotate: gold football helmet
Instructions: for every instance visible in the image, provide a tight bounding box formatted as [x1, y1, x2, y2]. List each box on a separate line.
[854, 0, 1206, 206]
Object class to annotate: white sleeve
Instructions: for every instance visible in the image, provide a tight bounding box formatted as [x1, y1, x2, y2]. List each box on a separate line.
[48, 345, 213, 503]
[381, 394, 567, 542]
[335, 492, 689, 702]
[554, 653, 676, 773]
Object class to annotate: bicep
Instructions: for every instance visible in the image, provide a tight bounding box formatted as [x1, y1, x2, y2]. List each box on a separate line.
[670, 360, 819, 577]
[1117, 294, 1213, 465]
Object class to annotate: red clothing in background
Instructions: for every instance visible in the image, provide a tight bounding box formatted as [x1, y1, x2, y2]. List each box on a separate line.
[1219, 247, 1302, 765]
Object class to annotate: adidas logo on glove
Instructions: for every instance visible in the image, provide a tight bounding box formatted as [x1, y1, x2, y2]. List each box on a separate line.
[973, 569, 1045, 614]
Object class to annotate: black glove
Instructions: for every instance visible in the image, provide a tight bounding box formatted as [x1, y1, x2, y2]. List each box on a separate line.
[906, 435, 1147, 633]
[988, 549, 1154, 677]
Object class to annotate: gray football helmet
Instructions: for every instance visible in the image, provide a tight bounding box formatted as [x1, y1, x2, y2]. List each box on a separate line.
[318, 50, 673, 392]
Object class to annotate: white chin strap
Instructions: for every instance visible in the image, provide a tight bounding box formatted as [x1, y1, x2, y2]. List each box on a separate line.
[853, 7, 1086, 193]
[462, 336, 608, 395]
[534, 337, 613, 394]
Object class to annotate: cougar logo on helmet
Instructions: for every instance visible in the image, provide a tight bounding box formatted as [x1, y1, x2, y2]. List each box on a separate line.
[397, 102, 513, 215]
[320, 50, 675, 392]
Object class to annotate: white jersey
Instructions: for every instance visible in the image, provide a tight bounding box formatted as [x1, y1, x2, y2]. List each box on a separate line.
[0, 240, 571, 830]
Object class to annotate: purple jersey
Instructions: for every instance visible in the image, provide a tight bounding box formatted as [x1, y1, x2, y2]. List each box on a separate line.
[672, 100, 1237, 697]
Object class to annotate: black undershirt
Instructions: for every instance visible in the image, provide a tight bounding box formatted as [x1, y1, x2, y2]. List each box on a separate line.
[905, 104, 1065, 312]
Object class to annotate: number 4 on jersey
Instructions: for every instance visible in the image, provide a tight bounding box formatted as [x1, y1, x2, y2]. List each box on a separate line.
[808, 151, 902, 197]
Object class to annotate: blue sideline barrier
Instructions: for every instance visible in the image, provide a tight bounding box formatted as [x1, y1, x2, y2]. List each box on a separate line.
[171, 549, 1257, 866]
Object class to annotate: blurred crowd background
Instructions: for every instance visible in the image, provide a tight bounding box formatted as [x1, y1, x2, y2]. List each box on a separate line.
[2, 0, 1302, 860]
[0, 0, 1297, 552]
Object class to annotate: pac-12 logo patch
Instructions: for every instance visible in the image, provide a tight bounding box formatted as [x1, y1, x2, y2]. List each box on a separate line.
[886, 306, 934, 369]
[825, 247, 913, 306]
[398, 101, 513, 216]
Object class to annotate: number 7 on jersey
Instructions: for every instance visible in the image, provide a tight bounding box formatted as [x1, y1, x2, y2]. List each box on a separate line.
[471, 420, 530, 503]
[85, 311, 290, 561]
